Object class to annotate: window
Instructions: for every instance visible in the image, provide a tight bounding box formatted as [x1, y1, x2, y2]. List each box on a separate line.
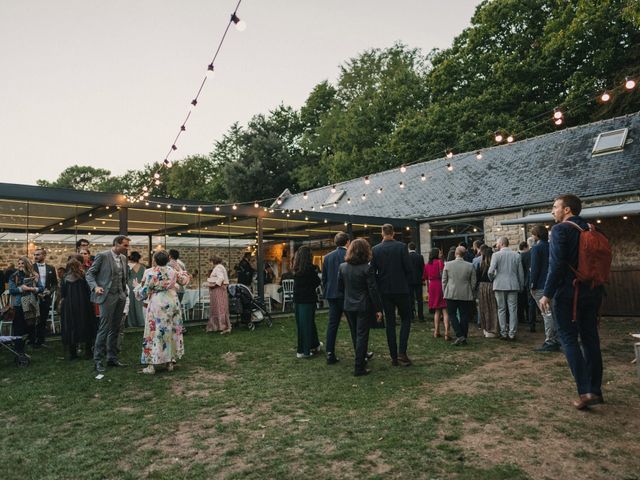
[322, 190, 345, 206]
[592, 128, 628, 155]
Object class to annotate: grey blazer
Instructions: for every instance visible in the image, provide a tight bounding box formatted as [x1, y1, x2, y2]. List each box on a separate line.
[487, 247, 524, 291]
[442, 258, 477, 301]
[86, 250, 128, 304]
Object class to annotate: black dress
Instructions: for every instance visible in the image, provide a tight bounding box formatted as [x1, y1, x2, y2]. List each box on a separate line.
[60, 275, 95, 347]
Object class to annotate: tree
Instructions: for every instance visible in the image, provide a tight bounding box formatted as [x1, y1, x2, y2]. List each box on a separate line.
[37, 165, 113, 191]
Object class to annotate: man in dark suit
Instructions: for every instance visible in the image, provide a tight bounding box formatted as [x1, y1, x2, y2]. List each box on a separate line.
[322, 232, 350, 364]
[539, 194, 606, 410]
[32, 248, 58, 347]
[371, 224, 414, 366]
[86, 235, 130, 373]
[407, 242, 425, 322]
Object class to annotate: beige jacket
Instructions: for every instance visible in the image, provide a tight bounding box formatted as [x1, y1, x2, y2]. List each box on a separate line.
[442, 257, 477, 301]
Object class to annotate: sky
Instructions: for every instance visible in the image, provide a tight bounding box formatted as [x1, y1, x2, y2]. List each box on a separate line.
[0, 0, 481, 186]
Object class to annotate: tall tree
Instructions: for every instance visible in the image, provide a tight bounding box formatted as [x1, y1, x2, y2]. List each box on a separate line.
[37, 165, 113, 191]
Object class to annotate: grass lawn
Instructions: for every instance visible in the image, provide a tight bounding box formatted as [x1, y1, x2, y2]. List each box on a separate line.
[1, 312, 639, 479]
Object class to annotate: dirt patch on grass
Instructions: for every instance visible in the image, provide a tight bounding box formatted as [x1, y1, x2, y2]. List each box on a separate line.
[420, 327, 640, 479]
[171, 367, 230, 398]
[221, 351, 244, 367]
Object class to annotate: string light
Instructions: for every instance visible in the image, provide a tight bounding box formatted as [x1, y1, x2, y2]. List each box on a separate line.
[181, 206, 186, 211]
[476, 151, 483, 160]
[507, 135, 514, 143]
[377, 187, 383, 194]
[625, 77, 636, 90]
[331, 185, 337, 193]
[347, 198, 351, 204]
[494, 131, 503, 143]
[364, 176, 370, 185]
[197, 207, 203, 212]
[154, 173, 160, 179]
[303, 192, 308, 200]
[254, 202, 259, 208]
[446, 163, 453, 171]
[400, 165, 407, 173]
[446, 150, 453, 159]
[276, 198, 283, 205]
[231, 13, 246, 31]
[215, 206, 220, 211]
[554, 117, 563, 126]
[361, 193, 366, 201]
[600, 91, 611, 102]
[420, 173, 426, 181]
[553, 108, 563, 120]
[399, 181, 405, 189]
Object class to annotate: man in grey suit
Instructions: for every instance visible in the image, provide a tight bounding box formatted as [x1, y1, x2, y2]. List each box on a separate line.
[488, 236, 524, 340]
[86, 235, 130, 373]
[442, 246, 477, 345]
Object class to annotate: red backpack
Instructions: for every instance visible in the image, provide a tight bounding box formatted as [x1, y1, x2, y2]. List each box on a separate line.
[564, 221, 612, 320]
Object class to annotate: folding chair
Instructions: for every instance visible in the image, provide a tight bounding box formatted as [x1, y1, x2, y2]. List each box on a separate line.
[0, 292, 12, 336]
[48, 290, 60, 334]
[281, 279, 294, 312]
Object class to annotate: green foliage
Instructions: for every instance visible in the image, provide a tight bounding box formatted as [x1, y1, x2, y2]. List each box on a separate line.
[37, 165, 113, 191]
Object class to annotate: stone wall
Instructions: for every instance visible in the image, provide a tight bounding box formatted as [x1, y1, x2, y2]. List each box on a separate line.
[419, 223, 432, 257]
[483, 211, 526, 250]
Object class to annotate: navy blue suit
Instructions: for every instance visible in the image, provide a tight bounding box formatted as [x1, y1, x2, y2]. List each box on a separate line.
[544, 216, 603, 397]
[371, 239, 413, 359]
[322, 246, 347, 359]
[530, 240, 549, 290]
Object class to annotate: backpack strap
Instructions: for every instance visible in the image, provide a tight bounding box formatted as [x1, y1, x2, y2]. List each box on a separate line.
[563, 220, 584, 232]
[564, 220, 583, 322]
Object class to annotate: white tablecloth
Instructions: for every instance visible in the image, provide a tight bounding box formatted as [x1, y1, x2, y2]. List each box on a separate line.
[264, 283, 282, 304]
[181, 289, 209, 309]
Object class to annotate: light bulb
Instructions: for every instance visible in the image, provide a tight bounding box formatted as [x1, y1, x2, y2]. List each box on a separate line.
[155, 179, 161, 185]
[446, 163, 453, 172]
[399, 182, 405, 189]
[421, 173, 426, 181]
[254, 202, 259, 208]
[303, 192, 308, 200]
[554, 118, 563, 126]
[495, 132, 503, 143]
[553, 108, 563, 119]
[507, 135, 514, 143]
[361, 193, 366, 200]
[400, 165, 407, 173]
[476, 151, 483, 160]
[276, 198, 282, 205]
[377, 187, 383, 193]
[347, 198, 351, 204]
[364, 176, 370, 185]
[446, 151, 453, 159]
[232, 204, 238, 210]
[331, 185, 336, 193]
[154, 173, 160, 179]
[600, 91, 611, 102]
[625, 77, 636, 90]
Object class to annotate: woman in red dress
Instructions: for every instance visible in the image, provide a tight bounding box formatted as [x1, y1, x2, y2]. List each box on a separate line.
[423, 248, 450, 340]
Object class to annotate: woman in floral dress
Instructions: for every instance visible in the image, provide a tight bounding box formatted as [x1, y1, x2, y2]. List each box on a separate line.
[134, 250, 190, 374]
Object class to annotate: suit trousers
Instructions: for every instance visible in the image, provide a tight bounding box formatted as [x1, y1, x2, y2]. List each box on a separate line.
[531, 290, 558, 345]
[553, 293, 603, 396]
[409, 284, 424, 321]
[494, 290, 518, 338]
[446, 299, 472, 339]
[33, 297, 52, 345]
[345, 310, 370, 373]
[382, 293, 412, 358]
[325, 298, 344, 358]
[93, 293, 126, 362]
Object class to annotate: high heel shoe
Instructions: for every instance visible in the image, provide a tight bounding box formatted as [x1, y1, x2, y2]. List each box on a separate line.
[433, 331, 441, 338]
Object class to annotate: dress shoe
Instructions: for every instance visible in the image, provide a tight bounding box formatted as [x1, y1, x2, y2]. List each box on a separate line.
[326, 355, 339, 365]
[452, 336, 467, 346]
[499, 335, 509, 341]
[365, 352, 374, 361]
[354, 368, 371, 377]
[95, 361, 106, 373]
[107, 360, 128, 367]
[534, 342, 561, 352]
[398, 354, 412, 366]
[391, 358, 399, 367]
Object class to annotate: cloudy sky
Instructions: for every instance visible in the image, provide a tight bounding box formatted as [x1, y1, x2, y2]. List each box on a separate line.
[0, 0, 481, 185]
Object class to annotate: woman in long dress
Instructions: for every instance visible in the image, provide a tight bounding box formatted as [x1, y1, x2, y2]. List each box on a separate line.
[207, 255, 231, 334]
[293, 246, 322, 358]
[134, 250, 189, 374]
[59, 257, 95, 360]
[423, 248, 450, 340]
[477, 246, 499, 337]
[127, 251, 146, 327]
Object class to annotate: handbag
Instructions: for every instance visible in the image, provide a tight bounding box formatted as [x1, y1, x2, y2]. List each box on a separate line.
[21, 293, 40, 324]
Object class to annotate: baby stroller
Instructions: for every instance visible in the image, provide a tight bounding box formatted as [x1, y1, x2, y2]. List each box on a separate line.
[1, 336, 30, 367]
[227, 284, 273, 331]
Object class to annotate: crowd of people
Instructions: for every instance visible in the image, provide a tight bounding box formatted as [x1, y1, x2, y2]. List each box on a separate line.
[1, 194, 608, 409]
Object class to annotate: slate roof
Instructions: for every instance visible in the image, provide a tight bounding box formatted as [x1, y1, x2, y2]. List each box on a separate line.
[279, 112, 640, 221]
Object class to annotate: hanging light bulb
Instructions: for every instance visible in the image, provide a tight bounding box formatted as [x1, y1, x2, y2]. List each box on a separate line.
[476, 151, 483, 160]
[553, 108, 563, 120]
[347, 198, 351, 204]
[361, 193, 366, 201]
[154, 179, 161, 185]
[399, 181, 405, 189]
[600, 91, 611, 102]
[495, 131, 503, 143]
[276, 198, 283, 205]
[142, 185, 148, 192]
[446, 150, 453, 159]
[303, 192, 308, 200]
[231, 13, 246, 31]
[420, 173, 426, 181]
[215, 206, 220, 211]
[333, 202, 337, 208]
[625, 77, 636, 90]
[377, 187, 383, 194]
[554, 118, 563, 126]
[166, 204, 172, 209]
[331, 185, 337, 193]
[232, 204, 238, 210]
[254, 202, 259, 208]
[181, 206, 186, 211]
[206, 63, 215, 77]
[197, 207, 203, 212]
[144, 191, 149, 197]
[446, 163, 453, 172]
[364, 176, 370, 185]
[154, 173, 160, 179]
[507, 135, 514, 143]
[400, 165, 407, 173]
[165, 160, 173, 168]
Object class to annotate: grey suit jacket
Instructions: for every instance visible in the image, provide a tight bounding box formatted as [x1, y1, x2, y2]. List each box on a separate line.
[86, 250, 128, 304]
[442, 258, 477, 301]
[487, 247, 524, 291]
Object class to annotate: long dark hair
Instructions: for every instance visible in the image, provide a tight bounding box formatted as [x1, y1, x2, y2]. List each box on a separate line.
[345, 238, 371, 265]
[293, 246, 312, 274]
[480, 246, 492, 274]
[428, 248, 440, 264]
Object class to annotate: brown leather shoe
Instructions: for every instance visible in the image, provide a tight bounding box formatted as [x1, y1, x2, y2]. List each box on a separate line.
[573, 393, 599, 410]
[398, 354, 412, 366]
[391, 358, 399, 367]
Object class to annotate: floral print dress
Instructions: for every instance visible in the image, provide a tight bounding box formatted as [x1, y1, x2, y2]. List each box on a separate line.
[134, 266, 189, 366]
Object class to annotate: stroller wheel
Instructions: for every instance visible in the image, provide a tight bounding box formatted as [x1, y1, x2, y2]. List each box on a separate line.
[15, 354, 30, 367]
[248, 321, 256, 331]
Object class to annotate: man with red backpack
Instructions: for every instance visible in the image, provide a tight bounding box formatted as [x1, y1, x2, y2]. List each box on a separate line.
[539, 194, 611, 410]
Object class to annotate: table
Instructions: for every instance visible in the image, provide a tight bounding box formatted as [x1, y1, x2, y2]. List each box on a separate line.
[263, 283, 282, 304]
[181, 288, 210, 310]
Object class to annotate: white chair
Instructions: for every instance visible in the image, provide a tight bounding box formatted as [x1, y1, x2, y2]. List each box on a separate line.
[193, 290, 210, 321]
[281, 279, 294, 312]
[0, 291, 12, 336]
[48, 290, 60, 334]
[316, 285, 325, 309]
